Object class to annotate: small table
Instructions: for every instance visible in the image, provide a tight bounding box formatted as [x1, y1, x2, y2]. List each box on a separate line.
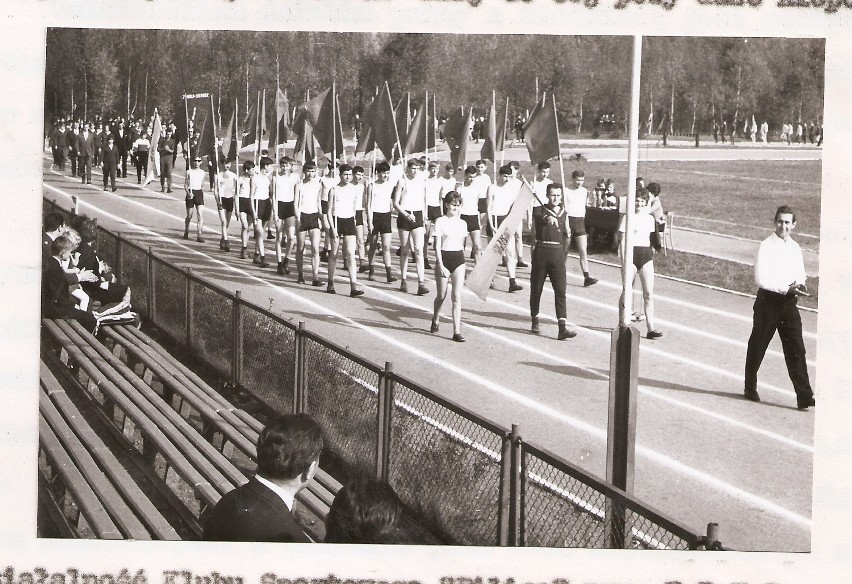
[584, 206, 621, 250]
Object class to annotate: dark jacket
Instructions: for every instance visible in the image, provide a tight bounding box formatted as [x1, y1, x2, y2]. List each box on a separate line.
[202, 477, 311, 543]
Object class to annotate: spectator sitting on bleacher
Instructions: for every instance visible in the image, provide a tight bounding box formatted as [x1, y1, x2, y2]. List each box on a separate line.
[42, 235, 98, 333]
[325, 478, 414, 544]
[43, 212, 99, 286]
[203, 413, 323, 542]
[70, 216, 131, 306]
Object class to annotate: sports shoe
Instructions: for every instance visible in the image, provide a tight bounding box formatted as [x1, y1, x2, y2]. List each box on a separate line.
[416, 283, 429, 296]
[326, 286, 336, 294]
[259, 258, 269, 268]
[297, 275, 306, 284]
[430, 320, 439, 333]
[584, 276, 599, 287]
[452, 333, 466, 343]
[183, 230, 189, 240]
[196, 236, 205, 243]
[253, 254, 260, 265]
[797, 396, 815, 411]
[320, 250, 329, 262]
[744, 390, 761, 403]
[508, 281, 524, 293]
[277, 263, 285, 275]
[311, 279, 322, 287]
[558, 327, 578, 340]
[239, 248, 247, 259]
[517, 260, 529, 268]
[424, 258, 432, 269]
[646, 330, 663, 339]
[223, 241, 231, 252]
[399, 280, 408, 293]
[387, 274, 398, 283]
[531, 317, 540, 334]
[350, 289, 364, 298]
[283, 258, 290, 274]
[358, 264, 370, 273]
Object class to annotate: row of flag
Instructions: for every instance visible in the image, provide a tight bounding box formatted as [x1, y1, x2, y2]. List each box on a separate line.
[143, 84, 563, 186]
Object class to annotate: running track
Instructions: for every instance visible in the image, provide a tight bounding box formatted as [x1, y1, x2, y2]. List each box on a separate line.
[42, 156, 817, 551]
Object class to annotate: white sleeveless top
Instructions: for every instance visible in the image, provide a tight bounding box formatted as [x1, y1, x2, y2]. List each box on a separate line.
[370, 180, 394, 214]
[298, 179, 322, 214]
[398, 175, 427, 212]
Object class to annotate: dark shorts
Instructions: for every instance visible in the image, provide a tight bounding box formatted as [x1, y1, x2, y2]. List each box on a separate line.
[486, 215, 507, 237]
[427, 205, 442, 222]
[397, 210, 424, 231]
[633, 246, 654, 270]
[238, 197, 254, 218]
[355, 210, 364, 227]
[477, 198, 488, 213]
[321, 200, 329, 215]
[568, 216, 587, 237]
[278, 201, 296, 219]
[336, 217, 357, 237]
[299, 212, 321, 232]
[441, 250, 465, 273]
[461, 213, 481, 233]
[255, 199, 272, 222]
[185, 189, 204, 208]
[372, 212, 392, 235]
[220, 197, 234, 213]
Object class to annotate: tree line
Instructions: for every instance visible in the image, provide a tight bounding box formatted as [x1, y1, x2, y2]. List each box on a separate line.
[44, 30, 824, 137]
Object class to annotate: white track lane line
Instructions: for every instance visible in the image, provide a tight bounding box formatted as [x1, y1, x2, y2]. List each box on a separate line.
[44, 181, 814, 529]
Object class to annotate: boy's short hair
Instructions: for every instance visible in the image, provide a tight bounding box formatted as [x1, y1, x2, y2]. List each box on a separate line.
[646, 182, 661, 196]
[339, 163, 353, 173]
[546, 182, 563, 195]
[775, 205, 796, 223]
[464, 165, 477, 176]
[509, 161, 520, 170]
[256, 414, 324, 481]
[353, 165, 364, 174]
[375, 161, 391, 173]
[406, 158, 422, 169]
[571, 170, 585, 179]
[303, 161, 317, 171]
[242, 160, 255, 173]
[476, 159, 487, 166]
[44, 212, 65, 233]
[536, 161, 551, 171]
[498, 164, 512, 176]
[51, 235, 75, 257]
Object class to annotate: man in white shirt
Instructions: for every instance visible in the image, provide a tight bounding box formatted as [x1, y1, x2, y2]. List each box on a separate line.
[563, 170, 598, 286]
[184, 155, 207, 242]
[744, 206, 814, 411]
[214, 160, 238, 252]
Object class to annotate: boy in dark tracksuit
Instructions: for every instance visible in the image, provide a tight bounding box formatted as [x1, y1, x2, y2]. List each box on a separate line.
[530, 182, 577, 340]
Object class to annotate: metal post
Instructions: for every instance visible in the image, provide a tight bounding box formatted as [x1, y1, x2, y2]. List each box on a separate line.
[375, 362, 394, 483]
[293, 321, 306, 414]
[497, 430, 512, 546]
[146, 247, 154, 322]
[185, 267, 193, 349]
[114, 234, 123, 281]
[231, 291, 242, 387]
[509, 424, 522, 546]
[605, 325, 640, 548]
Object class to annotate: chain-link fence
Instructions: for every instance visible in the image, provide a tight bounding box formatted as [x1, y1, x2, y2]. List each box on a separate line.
[42, 196, 713, 549]
[388, 376, 504, 545]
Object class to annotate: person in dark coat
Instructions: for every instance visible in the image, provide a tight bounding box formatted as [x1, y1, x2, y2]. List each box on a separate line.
[113, 119, 131, 178]
[77, 122, 96, 184]
[101, 135, 120, 192]
[203, 413, 323, 542]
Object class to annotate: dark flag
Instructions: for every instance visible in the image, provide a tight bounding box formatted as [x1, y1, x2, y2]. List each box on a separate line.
[355, 94, 378, 155]
[221, 108, 238, 163]
[297, 86, 344, 158]
[243, 93, 260, 148]
[403, 94, 435, 156]
[293, 110, 316, 164]
[392, 93, 410, 161]
[481, 100, 499, 162]
[443, 106, 472, 170]
[267, 87, 290, 149]
[522, 94, 560, 165]
[370, 83, 399, 162]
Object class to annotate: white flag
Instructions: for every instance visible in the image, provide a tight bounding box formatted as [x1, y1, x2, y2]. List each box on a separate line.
[466, 181, 536, 301]
[143, 110, 162, 186]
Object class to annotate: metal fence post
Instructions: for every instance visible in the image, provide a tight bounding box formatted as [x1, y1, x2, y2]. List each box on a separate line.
[293, 321, 306, 414]
[497, 430, 512, 546]
[376, 361, 393, 483]
[185, 267, 193, 350]
[114, 233, 123, 282]
[509, 424, 522, 546]
[147, 247, 154, 322]
[231, 291, 242, 387]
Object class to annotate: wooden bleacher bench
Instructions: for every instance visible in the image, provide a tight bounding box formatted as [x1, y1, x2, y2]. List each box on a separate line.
[100, 323, 343, 541]
[41, 318, 248, 537]
[39, 360, 180, 540]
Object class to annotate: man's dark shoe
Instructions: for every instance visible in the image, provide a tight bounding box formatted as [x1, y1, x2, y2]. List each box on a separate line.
[584, 276, 599, 287]
[531, 317, 540, 334]
[508, 281, 524, 293]
[797, 397, 815, 411]
[744, 390, 761, 403]
[416, 283, 429, 296]
[517, 260, 529, 268]
[350, 288, 364, 298]
[647, 330, 664, 340]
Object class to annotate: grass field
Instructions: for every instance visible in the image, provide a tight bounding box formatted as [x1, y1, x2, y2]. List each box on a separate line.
[507, 159, 822, 248]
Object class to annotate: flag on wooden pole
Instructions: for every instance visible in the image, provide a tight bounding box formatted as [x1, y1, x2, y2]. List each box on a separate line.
[403, 94, 432, 156]
[355, 94, 378, 155]
[267, 87, 290, 149]
[466, 181, 536, 301]
[443, 106, 472, 170]
[522, 95, 560, 165]
[143, 109, 162, 186]
[297, 86, 343, 157]
[481, 97, 499, 162]
[220, 108, 238, 163]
